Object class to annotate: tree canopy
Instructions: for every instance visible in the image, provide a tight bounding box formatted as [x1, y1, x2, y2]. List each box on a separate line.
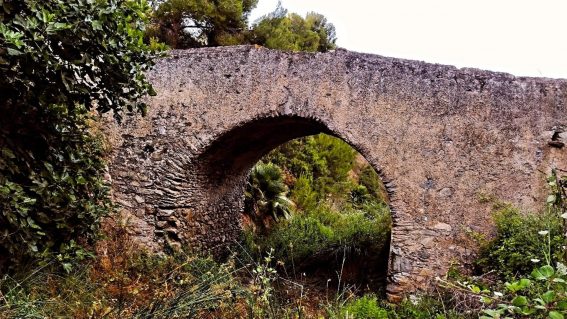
[147, 0, 258, 48]
[148, 0, 336, 52]
[251, 6, 336, 52]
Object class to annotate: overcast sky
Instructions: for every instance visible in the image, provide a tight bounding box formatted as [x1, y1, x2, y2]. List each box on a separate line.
[249, 0, 567, 79]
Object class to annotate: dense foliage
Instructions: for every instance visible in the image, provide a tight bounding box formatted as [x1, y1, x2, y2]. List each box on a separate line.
[2, 1, 566, 317]
[245, 133, 387, 232]
[265, 134, 362, 210]
[339, 295, 388, 319]
[247, 202, 391, 268]
[148, 0, 336, 51]
[0, 0, 163, 267]
[474, 172, 566, 281]
[460, 171, 567, 319]
[147, 0, 258, 48]
[465, 257, 567, 319]
[251, 6, 336, 52]
[476, 204, 564, 279]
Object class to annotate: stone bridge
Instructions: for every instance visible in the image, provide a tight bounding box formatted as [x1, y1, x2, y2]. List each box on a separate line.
[104, 45, 567, 299]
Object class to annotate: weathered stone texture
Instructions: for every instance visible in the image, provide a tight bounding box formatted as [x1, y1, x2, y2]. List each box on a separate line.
[103, 45, 567, 300]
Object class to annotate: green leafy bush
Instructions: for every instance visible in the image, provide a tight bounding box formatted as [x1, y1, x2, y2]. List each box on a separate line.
[332, 202, 391, 249]
[328, 294, 467, 319]
[0, 0, 163, 267]
[262, 214, 335, 262]
[476, 205, 564, 279]
[471, 262, 567, 319]
[252, 203, 391, 266]
[457, 230, 567, 319]
[289, 174, 318, 211]
[340, 295, 388, 319]
[444, 170, 567, 319]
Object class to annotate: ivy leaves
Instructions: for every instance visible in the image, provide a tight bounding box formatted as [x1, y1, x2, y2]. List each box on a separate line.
[0, 0, 164, 120]
[0, 0, 162, 269]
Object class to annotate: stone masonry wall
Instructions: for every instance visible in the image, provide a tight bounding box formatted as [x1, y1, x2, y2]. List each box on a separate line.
[103, 45, 567, 300]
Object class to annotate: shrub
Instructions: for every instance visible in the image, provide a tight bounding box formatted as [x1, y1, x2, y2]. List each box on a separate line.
[0, 0, 164, 267]
[453, 171, 567, 318]
[290, 174, 318, 212]
[264, 214, 335, 262]
[459, 261, 567, 319]
[0, 104, 112, 270]
[340, 295, 388, 319]
[476, 205, 564, 279]
[332, 202, 391, 251]
[329, 294, 468, 319]
[250, 202, 391, 268]
[453, 227, 567, 319]
[385, 296, 467, 319]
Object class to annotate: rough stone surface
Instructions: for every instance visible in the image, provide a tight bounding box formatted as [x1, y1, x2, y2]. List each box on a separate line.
[103, 45, 567, 301]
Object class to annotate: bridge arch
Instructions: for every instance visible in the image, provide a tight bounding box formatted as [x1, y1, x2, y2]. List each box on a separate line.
[197, 114, 397, 203]
[196, 114, 399, 294]
[105, 46, 567, 300]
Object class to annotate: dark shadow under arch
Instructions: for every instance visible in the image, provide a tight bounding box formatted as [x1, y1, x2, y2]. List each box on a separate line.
[200, 115, 332, 175]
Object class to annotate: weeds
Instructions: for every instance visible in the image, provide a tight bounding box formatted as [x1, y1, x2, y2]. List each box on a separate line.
[1, 166, 564, 318]
[0, 218, 242, 318]
[439, 169, 567, 319]
[245, 202, 391, 271]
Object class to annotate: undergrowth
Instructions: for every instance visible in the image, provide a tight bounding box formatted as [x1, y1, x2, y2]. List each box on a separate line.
[438, 169, 567, 319]
[476, 203, 564, 279]
[1, 151, 565, 319]
[244, 202, 391, 267]
[0, 219, 242, 319]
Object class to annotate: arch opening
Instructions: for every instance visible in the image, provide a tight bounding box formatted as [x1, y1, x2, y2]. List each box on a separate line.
[196, 115, 394, 300]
